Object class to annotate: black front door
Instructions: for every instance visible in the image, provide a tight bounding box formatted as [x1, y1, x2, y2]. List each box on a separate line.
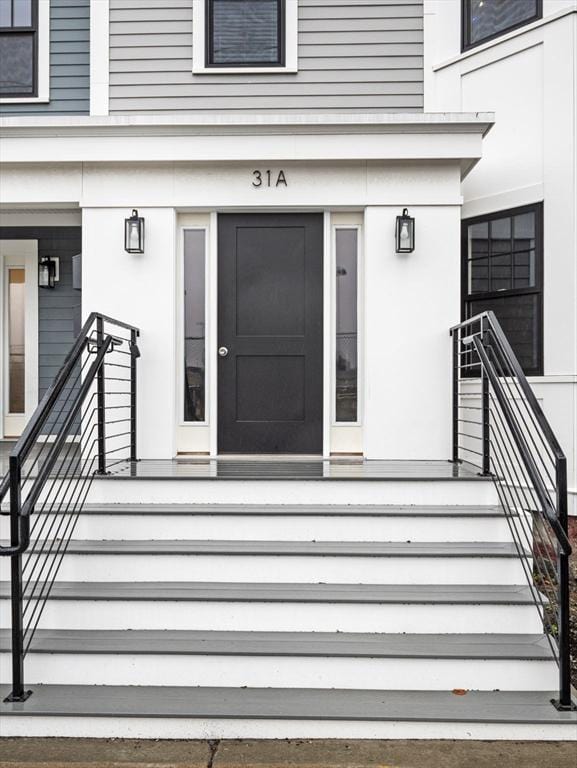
[218, 213, 323, 454]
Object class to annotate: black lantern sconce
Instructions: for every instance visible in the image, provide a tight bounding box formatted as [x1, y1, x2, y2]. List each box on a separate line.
[38, 256, 59, 289]
[124, 209, 145, 254]
[395, 208, 415, 253]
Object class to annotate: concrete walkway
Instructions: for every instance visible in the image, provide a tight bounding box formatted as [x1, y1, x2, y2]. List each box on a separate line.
[1, 739, 576, 768]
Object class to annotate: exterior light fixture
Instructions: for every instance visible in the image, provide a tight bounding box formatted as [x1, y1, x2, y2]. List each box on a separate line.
[395, 208, 415, 253]
[124, 209, 145, 254]
[38, 256, 58, 289]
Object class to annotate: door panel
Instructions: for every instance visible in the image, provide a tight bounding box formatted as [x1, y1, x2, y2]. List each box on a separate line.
[218, 213, 323, 454]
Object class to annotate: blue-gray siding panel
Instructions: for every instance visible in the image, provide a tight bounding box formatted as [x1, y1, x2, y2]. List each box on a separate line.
[109, 0, 424, 114]
[0, 0, 90, 116]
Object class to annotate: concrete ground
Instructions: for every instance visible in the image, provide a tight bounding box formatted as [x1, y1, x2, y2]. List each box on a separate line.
[1, 739, 576, 768]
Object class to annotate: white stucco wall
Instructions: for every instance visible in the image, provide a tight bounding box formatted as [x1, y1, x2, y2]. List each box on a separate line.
[424, 1, 577, 511]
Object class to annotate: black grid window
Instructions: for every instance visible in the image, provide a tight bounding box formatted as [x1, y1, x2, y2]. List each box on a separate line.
[462, 0, 542, 51]
[206, 0, 284, 68]
[0, 0, 37, 97]
[462, 203, 543, 376]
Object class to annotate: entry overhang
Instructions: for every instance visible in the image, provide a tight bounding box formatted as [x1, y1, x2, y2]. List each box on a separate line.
[0, 112, 494, 178]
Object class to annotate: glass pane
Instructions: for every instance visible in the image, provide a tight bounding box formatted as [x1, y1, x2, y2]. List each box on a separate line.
[490, 252, 512, 292]
[513, 212, 535, 251]
[210, 0, 280, 65]
[513, 249, 535, 289]
[489, 216, 511, 255]
[13, 0, 32, 27]
[8, 268, 26, 414]
[468, 221, 488, 259]
[468, 293, 540, 373]
[469, 257, 489, 293]
[335, 229, 358, 423]
[183, 230, 206, 422]
[469, 0, 538, 44]
[0, 33, 34, 94]
[0, 0, 12, 27]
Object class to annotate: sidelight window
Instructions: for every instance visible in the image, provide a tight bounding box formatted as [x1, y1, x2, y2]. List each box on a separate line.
[183, 229, 207, 422]
[335, 228, 359, 423]
[463, 203, 543, 375]
[462, 0, 542, 51]
[0, 0, 37, 96]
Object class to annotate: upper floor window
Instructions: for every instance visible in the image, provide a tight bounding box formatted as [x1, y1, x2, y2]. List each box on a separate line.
[462, 0, 542, 51]
[207, 0, 284, 68]
[0, 0, 37, 96]
[193, 0, 297, 74]
[462, 203, 543, 376]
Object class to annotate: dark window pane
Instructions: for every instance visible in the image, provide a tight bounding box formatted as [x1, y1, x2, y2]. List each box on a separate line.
[513, 249, 535, 289]
[8, 269, 26, 414]
[0, 32, 33, 94]
[468, 221, 488, 259]
[469, 257, 489, 293]
[183, 230, 206, 422]
[13, 0, 32, 27]
[335, 229, 358, 422]
[469, 0, 539, 45]
[490, 216, 511, 254]
[490, 252, 512, 292]
[467, 293, 540, 373]
[210, 0, 280, 65]
[0, 0, 11, 27]
[513, 211, 535, 251]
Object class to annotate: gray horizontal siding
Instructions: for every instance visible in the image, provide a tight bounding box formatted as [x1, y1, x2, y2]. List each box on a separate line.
[0, 0, 89, 116]
[109, 0, 423, 114]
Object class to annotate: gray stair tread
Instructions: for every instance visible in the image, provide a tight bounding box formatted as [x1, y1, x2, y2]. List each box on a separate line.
[1, 685, 575, 725]
[29, 540, 524, 557]
[48, 503, 506, 517]
[0, 629, 554, 660]
[0, 581, 538, 604]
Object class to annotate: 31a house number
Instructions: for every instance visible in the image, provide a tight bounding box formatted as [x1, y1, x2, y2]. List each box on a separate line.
[252, 170, 288, 188]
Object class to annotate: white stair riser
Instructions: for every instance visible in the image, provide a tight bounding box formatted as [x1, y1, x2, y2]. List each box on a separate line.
[61, 514, 517, 542]
[0, 600, 543, 634]
[5, 554, 528, 585]
[1, 653, 557, 692]
[2, 717, 574, 741]
[85, 479, 498, 507]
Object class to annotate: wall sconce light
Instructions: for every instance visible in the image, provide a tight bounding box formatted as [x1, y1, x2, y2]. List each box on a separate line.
[38, 256, 58, 289]
[395, 208, 415, 253]
[124, 209, 145, 254]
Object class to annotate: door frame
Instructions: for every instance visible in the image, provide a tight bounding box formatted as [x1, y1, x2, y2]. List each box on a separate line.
[175, 210, 362, 457]
[1, 239, 39, 439]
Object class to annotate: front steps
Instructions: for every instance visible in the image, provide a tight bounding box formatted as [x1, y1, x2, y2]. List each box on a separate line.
[1, 470, 575, 740]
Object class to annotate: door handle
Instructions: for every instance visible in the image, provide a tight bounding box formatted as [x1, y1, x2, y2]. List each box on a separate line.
[218, 346, 229, 358]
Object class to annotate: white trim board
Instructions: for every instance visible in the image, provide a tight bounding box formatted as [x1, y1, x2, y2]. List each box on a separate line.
[89, 0, 110, 116]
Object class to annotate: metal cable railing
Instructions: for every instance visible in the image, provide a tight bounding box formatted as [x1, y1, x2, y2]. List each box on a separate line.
[450, 311, 575, 711]
[0, 313, 140, 702]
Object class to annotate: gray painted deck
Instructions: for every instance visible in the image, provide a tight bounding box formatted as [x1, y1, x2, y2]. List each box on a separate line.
[0, 0, 90, 116]
[109, 0, 424, 114]
[0, 581, 538, 605]
[2, 685, 575, 725]
[26, 540, 526, 558]
[0, 628, 555, 661]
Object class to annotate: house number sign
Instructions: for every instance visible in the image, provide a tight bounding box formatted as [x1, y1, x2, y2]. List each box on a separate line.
[252, 170, 288, 188]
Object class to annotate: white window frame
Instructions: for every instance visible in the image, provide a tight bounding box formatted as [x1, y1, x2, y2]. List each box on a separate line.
[0, 0, 50, 104]
[192, 0, 298, 75]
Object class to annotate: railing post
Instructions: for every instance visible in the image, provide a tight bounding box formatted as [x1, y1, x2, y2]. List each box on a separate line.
[480, 317, 491, 476]
[96, 316, 106, 475]
[4, 456, 31, 702]
[553, 457, 576, 711]
[130, 329, 138, 464]
[451, 329, 460, 463]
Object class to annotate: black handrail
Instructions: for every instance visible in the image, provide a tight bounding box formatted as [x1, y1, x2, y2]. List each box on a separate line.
[450, 310, 575, 712]
[1, 313, 140, 702]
